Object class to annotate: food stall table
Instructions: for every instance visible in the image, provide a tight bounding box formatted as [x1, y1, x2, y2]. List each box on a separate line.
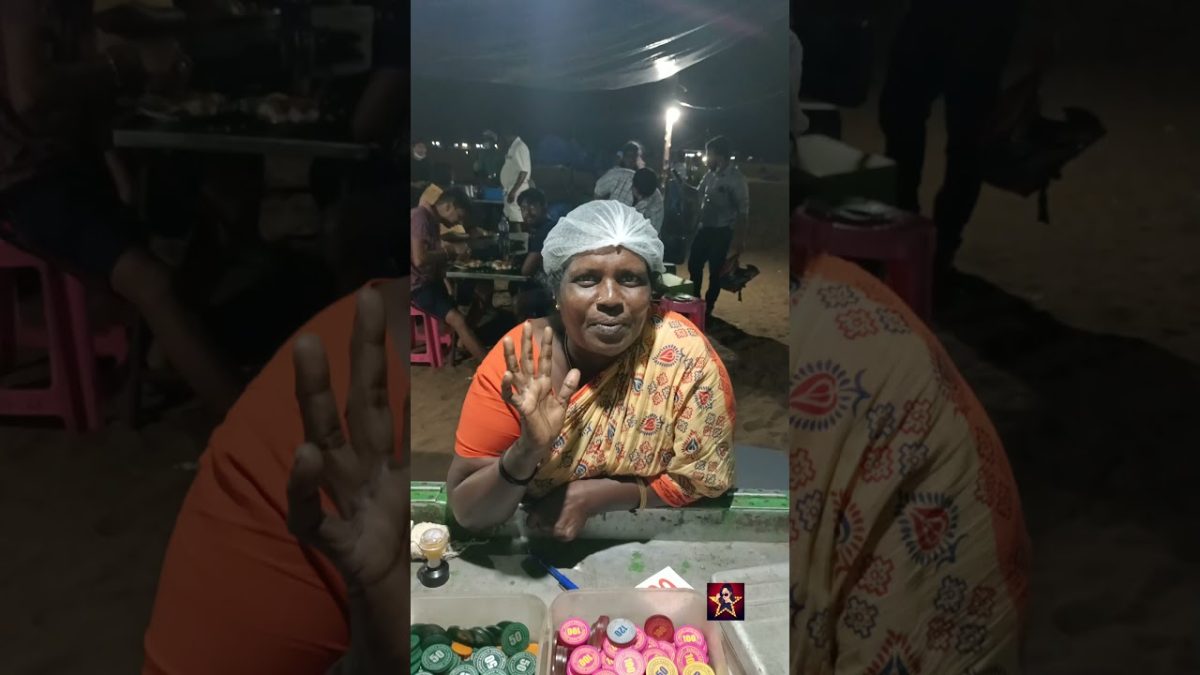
[411, 482, 789, 673]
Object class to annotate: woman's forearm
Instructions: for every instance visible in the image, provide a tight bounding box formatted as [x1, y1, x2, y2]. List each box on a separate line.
[585, 476, 667, 513]
[449, 445, 541, 531]
[331, 569, 409, 675]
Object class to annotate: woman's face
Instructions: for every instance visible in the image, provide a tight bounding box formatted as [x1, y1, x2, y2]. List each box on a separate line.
[557, 247, 652, 358]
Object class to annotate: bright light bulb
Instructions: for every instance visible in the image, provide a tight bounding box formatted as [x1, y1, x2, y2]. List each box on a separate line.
[665, 106, 681, 126]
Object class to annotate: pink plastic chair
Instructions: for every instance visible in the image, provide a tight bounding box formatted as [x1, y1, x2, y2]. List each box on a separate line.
[0, 240, 128, 431]
[410, 304, 452, 368]
[659, 296, 707, 333]
[792, 206, 936, 321]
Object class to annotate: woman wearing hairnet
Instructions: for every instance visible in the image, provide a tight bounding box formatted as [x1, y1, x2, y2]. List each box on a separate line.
[446, 201, 736, 539]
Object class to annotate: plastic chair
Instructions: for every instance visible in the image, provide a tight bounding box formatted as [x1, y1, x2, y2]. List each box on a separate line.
[659, 296, 706, 333]
[410, 304, 452, 368]
[0, 240, 128, 431]
[792, 206, 936, 321]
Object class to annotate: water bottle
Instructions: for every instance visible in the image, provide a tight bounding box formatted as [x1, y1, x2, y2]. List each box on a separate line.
[497, 215, 510, 259]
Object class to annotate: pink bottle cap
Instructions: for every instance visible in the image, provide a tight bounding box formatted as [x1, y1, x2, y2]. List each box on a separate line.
[559, 618, 591, 647]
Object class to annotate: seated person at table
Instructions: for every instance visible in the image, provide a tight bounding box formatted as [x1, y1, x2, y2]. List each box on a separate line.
[593, 141, 641, 206]
[790, 251, 1030, 673]
[632, 167, 664, 233]
[513, 187, 556, 320]
[144, 276, 411, 675]
[411, 187, 487, 361]
[447, 201, 736, 540]
[0, 0, 240, 413]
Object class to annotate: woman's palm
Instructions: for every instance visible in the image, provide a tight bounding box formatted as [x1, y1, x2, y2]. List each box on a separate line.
[501, 324, 580, 456]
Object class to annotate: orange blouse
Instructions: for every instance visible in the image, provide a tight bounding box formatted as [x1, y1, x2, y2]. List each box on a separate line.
[142, 285, 407, 675]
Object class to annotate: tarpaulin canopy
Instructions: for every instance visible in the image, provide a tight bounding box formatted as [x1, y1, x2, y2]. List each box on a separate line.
[411, 0, 788, 91]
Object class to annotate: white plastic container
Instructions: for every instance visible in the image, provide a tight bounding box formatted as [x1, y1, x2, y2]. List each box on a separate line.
[548, 588, 741, 675]
[411, 593, 552, 673]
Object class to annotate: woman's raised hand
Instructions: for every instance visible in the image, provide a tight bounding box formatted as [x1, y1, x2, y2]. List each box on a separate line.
[500, 323, 580, 460]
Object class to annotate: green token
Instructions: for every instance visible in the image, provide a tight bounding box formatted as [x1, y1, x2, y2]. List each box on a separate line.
[448, 664, 479, 675]
[422, 644, 456, 673]
[470, 627, 494, 647]
[499, 623, 530, 656]
[422, 633, 452, 649]
[507, 651, 537, 674]
[412, 634, 422, 650]
[473, 646, 506, 672]
[484, 625, 504, 645]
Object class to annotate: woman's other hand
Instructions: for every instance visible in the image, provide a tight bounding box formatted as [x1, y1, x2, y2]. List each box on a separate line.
[500, 323, 580, 462]
[525, 479, 598, 542]
[286, 287, 408, 671]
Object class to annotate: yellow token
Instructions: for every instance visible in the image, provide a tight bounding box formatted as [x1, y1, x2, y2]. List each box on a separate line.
[681, 663, 715, 675]
[451, 641, 473, 658]
[526, 642, 539, 655]
[646, 655, 679, 675]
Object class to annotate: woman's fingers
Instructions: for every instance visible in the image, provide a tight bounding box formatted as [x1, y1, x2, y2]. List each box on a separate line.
[286, 442, 353, 547]
[294, 334, 347, 453]
[500, 370, 517, 406]
[538, 325, 554, 379]
[502, 335, 519, 376]
[555, 368, 582, 407]
[346, 287, 393, 462]
[520, 322, 536, 378]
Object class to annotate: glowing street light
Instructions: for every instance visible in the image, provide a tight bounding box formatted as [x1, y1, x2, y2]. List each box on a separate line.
[662, 105, 682, 183]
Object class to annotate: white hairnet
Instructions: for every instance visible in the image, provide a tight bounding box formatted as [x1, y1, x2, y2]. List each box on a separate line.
[541, 200, 665, 287]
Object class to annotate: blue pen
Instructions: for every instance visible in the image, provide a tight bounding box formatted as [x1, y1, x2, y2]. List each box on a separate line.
[533, 556, 579, 590]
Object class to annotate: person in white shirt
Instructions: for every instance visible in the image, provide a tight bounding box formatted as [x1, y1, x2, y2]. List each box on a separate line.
[593, 141, 641, 205]
[632, 167, 664, 233]
[499, 132, 531, 222]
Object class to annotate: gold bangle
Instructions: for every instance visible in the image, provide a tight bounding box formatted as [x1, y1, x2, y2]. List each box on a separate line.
[636, 477, 648, 511]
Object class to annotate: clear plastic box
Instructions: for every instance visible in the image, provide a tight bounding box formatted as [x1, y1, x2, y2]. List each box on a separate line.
[548, 588, 741, 675]
[411, 593, 552, 673]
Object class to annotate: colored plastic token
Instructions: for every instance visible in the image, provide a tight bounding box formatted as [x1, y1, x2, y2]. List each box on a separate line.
[506, 650, 537, 674]
[658, 642, 676, 660]
[596, 671, 618, 675]
[612, 648, 646, 675]
[673, 626, 706, 651]
[500, 622, 531, 655]
[602, 638, 619, 658]
[606, 619, 637, 646]
[452, 642, 474, 658]
[642, 647, 669, 663]
[412, 634, 422, 650]
[422, 644, 457, 673]
[449, 665, 480, 675]
[423, 633, 453, 648]
[569, 645, 602, 674]
[680, 664, 715, 675]
[644, 615, 675, 642]
[645, 655, 680, 675]
[471, 627, 495, 647]
[559, 618, 591, 647]
[630, 627, 646, 652]
[473, 646, 507, 672]
[675, 645, 706, 670]
[526, 642, 540, 656]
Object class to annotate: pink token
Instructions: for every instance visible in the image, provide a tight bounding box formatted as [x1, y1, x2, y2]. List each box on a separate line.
[570, 645, 602, 675]
[602, 653, 616, 668]
[658, 641, 676, 660]
[676, 645, 706, 670]
[642, 647, 669, 662]
[674, 626, 707, 651]
[602, 637, 620, 658]
[643, 637, 659, 651]
[613, 648, 647, 675]
[560, 618, 591, 647]
[597, 671, 618, 675]
[631, 627, 647, 651]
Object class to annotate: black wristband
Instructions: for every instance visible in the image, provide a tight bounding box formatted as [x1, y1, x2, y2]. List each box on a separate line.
[498, 452, 537, 486]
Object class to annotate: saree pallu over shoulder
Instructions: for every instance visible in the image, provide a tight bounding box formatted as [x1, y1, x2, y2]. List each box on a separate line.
[790, 255, 1031, 675]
